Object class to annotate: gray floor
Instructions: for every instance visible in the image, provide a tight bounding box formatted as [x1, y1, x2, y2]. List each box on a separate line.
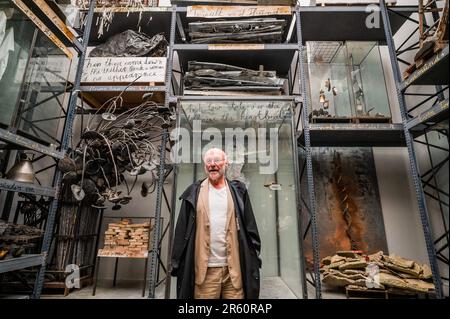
[42, 279, 166, 299]
[44, 277, 299, 299]
[260, 277, 297, 299]
[43, 276, 349, 299]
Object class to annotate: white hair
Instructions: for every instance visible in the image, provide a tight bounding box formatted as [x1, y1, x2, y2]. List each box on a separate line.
[203, 148, 228, 163]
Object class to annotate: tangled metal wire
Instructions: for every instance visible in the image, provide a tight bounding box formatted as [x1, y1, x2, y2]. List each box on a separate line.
[58, 90, 175, 210]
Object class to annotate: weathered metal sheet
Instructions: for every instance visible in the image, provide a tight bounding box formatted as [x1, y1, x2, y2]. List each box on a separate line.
[302, 147, 388, 264]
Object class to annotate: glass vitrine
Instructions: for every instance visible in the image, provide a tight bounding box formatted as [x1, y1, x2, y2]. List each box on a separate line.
[170, 99, 303, 298]
[306, 41, 391, 121]
[0, 5, 35, 126]
[0, 4, 72, 144]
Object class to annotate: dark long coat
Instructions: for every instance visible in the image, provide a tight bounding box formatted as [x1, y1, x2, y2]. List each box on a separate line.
[170, 179, 262, 299]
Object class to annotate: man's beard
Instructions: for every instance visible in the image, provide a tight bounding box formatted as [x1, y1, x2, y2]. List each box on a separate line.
[208, 168, 224, 184]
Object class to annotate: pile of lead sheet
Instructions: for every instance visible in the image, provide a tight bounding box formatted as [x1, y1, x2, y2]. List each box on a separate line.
[184, 61, 286, 95]
[188, 18, 286, 44]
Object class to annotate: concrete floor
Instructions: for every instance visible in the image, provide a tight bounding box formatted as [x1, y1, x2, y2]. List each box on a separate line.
[42, 276, 349, 299]
[260, 277, 297, 299]
[42, 280, 166, 299]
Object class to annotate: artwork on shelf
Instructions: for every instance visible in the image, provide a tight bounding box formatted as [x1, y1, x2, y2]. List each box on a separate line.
[320, 251, 435, 295]
[0, 220, 44, 260]
[88, 30, 167, 57]
[183, 61, 286, 95]
[98, 218, 152, 258]
[301, 147, 388, 265]
[81, 30, 168, 85]
[306, 41, 392, 123]
[60, 99, 175, 209]
[187, 18, 287, 44]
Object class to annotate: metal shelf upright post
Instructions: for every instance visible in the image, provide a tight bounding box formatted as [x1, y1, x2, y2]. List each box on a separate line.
[30, 0, 97, 299]
[380, 0, 444, 299]
[147, 4, 177, 299]
[294, 5, 321, 300]
[0, 0, 95, 298]
[164, 3, 311, 299]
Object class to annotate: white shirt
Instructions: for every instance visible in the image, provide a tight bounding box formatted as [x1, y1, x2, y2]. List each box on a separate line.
[207, 184, 228, 267]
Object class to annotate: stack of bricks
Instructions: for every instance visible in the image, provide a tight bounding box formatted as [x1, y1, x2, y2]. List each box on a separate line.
[98, 218, 152, 258]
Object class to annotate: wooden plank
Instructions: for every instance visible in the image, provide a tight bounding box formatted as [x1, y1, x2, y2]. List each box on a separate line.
[34, 0, 78, 44]
[208, 44, 265, 50]
[187, 5, 292, 18]
[12, 0, 73, 59]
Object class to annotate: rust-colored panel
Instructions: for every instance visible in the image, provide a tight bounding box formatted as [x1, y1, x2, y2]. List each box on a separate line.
[302, 147, 388, 265]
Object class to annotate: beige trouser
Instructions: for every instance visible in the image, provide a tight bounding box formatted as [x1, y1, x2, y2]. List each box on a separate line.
[194, 266, 244, 299]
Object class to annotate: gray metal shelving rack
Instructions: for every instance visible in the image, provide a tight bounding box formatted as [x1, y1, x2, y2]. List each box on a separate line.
[296, 1, 447, 299]
[165, 4, 308, 299]
[1, 0, 447, 300]
[379, 0, 448, 299]
[165, 2, 445, 300]
[73, 3, 176, 299]
[0, 0, 96, 298]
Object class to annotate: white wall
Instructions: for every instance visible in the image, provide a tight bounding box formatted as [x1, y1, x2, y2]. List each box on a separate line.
[373, 148, 429, 263]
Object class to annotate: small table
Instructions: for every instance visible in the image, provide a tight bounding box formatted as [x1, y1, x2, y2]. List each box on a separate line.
[92, 254, 149, 297]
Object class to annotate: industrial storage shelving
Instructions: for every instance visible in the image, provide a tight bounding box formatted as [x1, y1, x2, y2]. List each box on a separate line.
[0, 0, 97, 298]
[379, 0, 448, 299]
[295, 1, 447, 299]
[156, 1, 448, 300]
[1, 0, 447, 300]
[70, 2, 177, 299]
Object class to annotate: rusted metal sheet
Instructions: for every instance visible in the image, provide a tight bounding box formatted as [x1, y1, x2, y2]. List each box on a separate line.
[187, 5, 292, 18]
[302, 147, 388, 264]
[12, 0, 73, 59]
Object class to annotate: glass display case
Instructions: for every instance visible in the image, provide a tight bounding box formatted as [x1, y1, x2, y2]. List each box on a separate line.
[170, 100, 303, 298]
[0, 6, 35, 126]
[0, 5, 72, 144]
[15, 32, 72, 144]
[306, 41, 391, 122]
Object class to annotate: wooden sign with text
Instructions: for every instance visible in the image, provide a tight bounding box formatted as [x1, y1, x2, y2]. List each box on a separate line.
[187, 5, 291, 18]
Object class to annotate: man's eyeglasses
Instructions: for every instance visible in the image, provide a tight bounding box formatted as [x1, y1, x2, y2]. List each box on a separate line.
[205, 158, 224, 165]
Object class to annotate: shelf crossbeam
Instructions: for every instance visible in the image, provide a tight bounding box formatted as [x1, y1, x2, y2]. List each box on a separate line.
[0, 255, 45, 275]
[0, 127, 64, 159]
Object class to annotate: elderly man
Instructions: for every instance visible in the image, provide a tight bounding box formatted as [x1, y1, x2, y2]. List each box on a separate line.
[171, 148, 261, 299]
